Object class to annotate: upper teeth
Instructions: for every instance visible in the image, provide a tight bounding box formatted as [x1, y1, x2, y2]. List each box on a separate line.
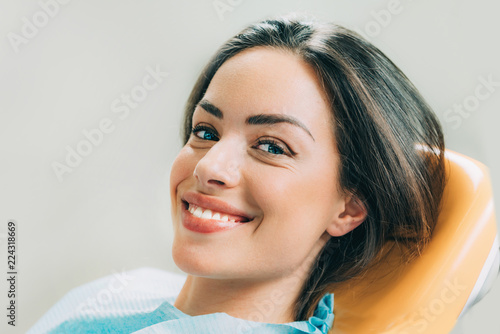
[188, 204, 235, 222]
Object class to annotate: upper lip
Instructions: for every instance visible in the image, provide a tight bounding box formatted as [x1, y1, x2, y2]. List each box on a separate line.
[181, 191, 254, 221]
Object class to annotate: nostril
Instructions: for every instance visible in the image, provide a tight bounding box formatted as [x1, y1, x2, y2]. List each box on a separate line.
[208, 180, 225, 186]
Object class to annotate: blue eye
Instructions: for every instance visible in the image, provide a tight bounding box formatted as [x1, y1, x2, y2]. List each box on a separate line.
[192, 125, 218, 141]
[191, 125, 293, 157]
[255, 139, 287, 155]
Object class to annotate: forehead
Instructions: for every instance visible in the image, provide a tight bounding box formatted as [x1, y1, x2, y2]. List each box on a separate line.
[203, 47, 332, 129]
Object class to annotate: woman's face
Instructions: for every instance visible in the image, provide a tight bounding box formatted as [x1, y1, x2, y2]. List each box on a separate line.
[170, 47, 354, 281]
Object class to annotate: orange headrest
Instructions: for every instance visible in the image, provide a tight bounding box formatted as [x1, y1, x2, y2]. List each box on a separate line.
[330, 149, 498, 333]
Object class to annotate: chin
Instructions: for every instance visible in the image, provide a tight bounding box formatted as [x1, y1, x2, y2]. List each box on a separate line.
[172, 239, 253, 280]
[172, 239, 220, 277]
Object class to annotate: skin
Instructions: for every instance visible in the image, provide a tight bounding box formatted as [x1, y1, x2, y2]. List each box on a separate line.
[169, 46, 366, 323]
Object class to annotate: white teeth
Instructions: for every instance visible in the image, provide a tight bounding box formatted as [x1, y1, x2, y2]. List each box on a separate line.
[193, 207, 203, 218]
[188, 203, 243, 222]
[201, 209, 213, 219]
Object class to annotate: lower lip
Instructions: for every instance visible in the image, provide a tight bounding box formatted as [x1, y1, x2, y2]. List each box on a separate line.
[181, 204, 247, 233]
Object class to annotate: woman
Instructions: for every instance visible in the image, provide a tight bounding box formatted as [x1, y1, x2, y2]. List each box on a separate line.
[30, 14, 445, 333]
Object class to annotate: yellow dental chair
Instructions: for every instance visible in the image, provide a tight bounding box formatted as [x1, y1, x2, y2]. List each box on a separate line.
[330, 149, 500, 333]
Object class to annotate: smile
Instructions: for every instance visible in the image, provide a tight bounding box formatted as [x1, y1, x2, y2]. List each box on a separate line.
[180, 192, 254, 233]
[184, 201, 252, 223]
[181, 203, 250, 233]
[188, 203, 242, 222]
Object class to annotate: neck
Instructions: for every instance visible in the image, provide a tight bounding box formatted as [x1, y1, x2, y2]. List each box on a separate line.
[173, 272, 308, 324]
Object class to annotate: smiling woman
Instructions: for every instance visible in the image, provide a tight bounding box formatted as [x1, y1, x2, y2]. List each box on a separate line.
[172, 14, 445, 326]
[170, 46, 357, 326]
[29, 14, 445, 334]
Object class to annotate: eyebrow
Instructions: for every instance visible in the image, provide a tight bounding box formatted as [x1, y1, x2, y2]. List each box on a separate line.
[197, 99, 315, 141]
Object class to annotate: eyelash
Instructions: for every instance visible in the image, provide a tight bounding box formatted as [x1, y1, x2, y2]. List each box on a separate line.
[190, 124, 293, 156]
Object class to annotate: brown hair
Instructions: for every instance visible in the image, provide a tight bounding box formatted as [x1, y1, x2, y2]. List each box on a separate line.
[180, 14, 446, 321]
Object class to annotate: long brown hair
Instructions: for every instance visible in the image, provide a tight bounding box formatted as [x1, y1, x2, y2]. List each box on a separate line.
[180, 14, 446, 321]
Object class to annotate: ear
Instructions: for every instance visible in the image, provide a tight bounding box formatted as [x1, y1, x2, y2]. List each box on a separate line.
[326, 195, 367, 237]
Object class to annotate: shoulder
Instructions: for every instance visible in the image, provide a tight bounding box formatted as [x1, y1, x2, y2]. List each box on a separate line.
[28, 267, 186, 334]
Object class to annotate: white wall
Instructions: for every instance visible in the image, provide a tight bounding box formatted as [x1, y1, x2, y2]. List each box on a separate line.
[0, 0, 498, 333]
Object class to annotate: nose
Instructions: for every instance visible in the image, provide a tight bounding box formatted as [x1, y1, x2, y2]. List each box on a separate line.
[193, 138, 242, 189]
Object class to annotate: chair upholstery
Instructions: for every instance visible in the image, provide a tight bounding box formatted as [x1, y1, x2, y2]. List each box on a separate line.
[330, 149, 499, 333]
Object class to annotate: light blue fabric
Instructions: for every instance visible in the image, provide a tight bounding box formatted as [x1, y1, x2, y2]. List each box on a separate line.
[28, 268, 334, 334]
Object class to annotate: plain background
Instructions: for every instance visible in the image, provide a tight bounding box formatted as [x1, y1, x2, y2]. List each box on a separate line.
[0, 0, 499, 333]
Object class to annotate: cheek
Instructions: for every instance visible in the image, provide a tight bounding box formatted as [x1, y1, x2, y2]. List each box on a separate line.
[251, 163, 339, 220]
[169, 146, 196, 208]
[248, 162, 340, 252]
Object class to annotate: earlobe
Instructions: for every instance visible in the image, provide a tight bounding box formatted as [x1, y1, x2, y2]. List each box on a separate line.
[326, 196, 367, 237]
